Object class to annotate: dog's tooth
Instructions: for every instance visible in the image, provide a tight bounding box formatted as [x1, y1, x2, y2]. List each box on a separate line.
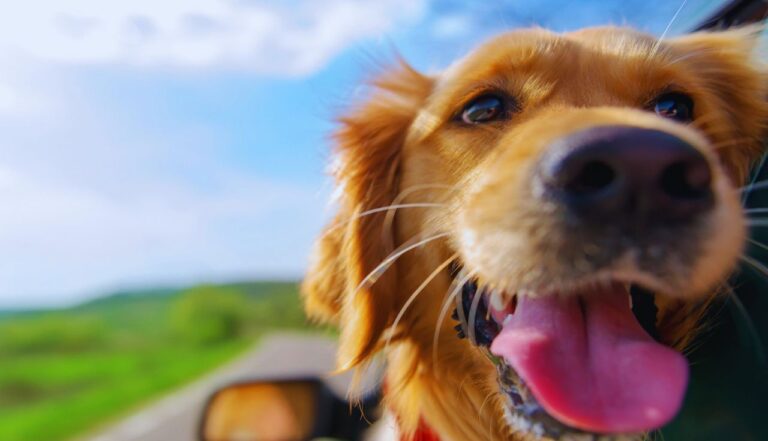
[489, 291, 508, 311]
[518, 289, 535, 298]
[622, 282, 633, 308]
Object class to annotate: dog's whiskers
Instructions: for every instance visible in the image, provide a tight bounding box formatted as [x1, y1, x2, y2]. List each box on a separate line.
[467, 280, 485, 346]
[740, 253, 768, 279]
[747, 237, 768, 252]
[476, 387, 502, 441]
[393, 183, 459, 202]
[433, 271, 476, 370]
[382, 184, 457, 252]
[663, 49, 706, 68]
[354, 231, 450, 295]
[650, 427, 667, 441]
[652, 0, 689, 56]
[744, 207, 768, 215]
[739, 152, 768, 204]
[317, 203, 447, 243]
[738, 179, 768, 195]
[384, 253, 458, 354]
[746, 219, 768, 227]
[721, 281, 767, 367]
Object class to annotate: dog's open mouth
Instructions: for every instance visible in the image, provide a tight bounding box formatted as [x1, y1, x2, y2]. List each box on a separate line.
[450, 263, 688, 440]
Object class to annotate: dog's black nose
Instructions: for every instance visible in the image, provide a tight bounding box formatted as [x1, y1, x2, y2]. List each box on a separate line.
[543, 126, 713, 224]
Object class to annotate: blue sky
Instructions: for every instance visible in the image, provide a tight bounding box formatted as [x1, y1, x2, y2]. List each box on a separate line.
[0, 0, 726, 307]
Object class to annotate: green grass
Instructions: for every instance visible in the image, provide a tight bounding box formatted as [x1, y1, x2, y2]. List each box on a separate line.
[0, 342, 248, 441]
[0, 281, 311, 441]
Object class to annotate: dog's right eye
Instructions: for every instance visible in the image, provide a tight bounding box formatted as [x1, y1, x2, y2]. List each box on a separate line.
[460, 95, 506, 124]
[652, 92, 694, 123]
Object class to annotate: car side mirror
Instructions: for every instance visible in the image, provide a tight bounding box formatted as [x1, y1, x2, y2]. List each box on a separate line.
[198, 378, 380, 441]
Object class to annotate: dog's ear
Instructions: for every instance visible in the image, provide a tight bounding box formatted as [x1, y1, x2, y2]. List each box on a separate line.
[670, 26, 768, 183]
[302, 62, 433, 369]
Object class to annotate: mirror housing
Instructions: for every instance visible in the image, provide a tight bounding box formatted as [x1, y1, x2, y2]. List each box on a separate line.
[198, 377, 380, 441]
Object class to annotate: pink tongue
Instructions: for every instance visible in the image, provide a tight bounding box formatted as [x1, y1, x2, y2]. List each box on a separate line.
[490, 286, 688, 434]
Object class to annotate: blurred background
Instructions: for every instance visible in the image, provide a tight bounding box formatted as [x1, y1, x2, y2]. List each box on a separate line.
[0, 1, 766, 440]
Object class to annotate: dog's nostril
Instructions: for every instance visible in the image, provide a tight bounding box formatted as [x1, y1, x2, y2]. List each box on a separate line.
[566, 160, 616, 194]
[660, 160, 712, 200]
[543, 126, 715, 223]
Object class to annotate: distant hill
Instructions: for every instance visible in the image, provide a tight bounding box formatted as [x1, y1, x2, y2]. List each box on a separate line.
[0, 280, 301, 320]
[0, 308, 47, 320]
[76, 287, 181, 309]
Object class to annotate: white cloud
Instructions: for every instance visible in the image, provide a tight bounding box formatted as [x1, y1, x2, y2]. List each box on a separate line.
[0, 0, 427, 76]
[0, 82, 24, 115]
[430, 15, 473, 39]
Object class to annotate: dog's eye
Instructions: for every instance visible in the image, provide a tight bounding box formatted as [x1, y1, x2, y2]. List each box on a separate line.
[653, 92, 694, 122]
[460, 95, 505, 124]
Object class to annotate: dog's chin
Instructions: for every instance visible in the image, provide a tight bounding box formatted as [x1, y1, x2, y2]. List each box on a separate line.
[450, 263, 687, 441]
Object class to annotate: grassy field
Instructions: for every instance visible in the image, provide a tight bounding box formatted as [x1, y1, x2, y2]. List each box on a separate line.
[0, 281, 311, 441]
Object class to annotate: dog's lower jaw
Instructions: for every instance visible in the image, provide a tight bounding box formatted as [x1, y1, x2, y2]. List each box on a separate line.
[500, 401, 645, 441]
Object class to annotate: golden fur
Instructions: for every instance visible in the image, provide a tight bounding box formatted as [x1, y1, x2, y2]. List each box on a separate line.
[303, 27, 768, 440]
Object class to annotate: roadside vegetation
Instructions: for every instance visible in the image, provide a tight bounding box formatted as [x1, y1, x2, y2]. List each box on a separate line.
[0, 281, 310, 441]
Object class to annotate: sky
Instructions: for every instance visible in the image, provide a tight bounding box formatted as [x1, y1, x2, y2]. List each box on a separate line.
[0, 0, 727, 308]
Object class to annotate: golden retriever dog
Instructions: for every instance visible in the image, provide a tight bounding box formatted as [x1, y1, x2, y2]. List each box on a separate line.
[303, 25, 768, 441]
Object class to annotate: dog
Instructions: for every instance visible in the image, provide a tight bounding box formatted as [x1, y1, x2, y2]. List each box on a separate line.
[303, 26, 768, 440]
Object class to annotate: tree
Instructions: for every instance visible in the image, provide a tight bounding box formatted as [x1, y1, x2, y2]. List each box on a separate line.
[171, 285, 250, 344]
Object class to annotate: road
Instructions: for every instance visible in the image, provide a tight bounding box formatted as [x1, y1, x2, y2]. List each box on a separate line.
[82, 333, 365, 441]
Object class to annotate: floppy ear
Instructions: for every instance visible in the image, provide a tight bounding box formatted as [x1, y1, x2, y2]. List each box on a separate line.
[670, 26, 768, 183]
[302, 63, 433, 369]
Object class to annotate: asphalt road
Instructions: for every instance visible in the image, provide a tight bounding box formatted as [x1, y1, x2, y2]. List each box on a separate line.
[82, 333, 359, 441]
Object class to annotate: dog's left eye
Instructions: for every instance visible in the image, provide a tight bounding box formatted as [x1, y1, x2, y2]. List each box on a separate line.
[460, 95, 506, 124]
[652, 92, 694, 122]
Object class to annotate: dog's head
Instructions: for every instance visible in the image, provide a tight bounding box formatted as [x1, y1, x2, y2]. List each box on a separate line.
[303, 27, 768, 440]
